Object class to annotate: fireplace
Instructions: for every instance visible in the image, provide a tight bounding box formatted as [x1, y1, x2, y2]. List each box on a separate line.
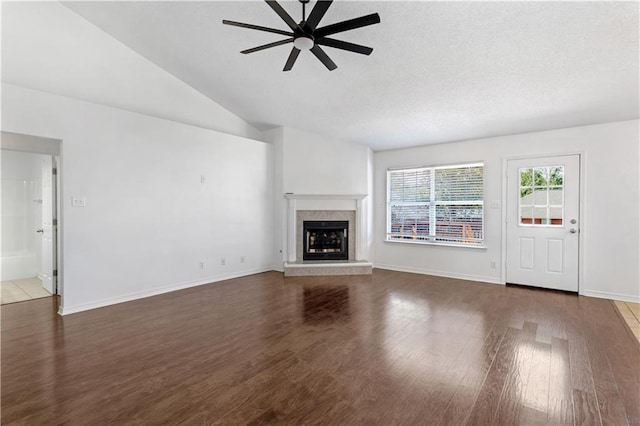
[283, 194, 372, 276]
[303, 220, 348, 261]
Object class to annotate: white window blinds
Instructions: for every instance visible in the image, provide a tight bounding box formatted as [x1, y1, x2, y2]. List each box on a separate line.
[387, 163, 484, 246]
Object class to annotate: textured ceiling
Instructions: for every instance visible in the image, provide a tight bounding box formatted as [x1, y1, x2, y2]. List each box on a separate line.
[63, 1, 639, 151]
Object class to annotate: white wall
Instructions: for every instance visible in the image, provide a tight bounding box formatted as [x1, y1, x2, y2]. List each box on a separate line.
[263, 127, 286, 269]
[1, 150, 48, 280]
[2, 83, 274, 314]
[1, 1, 261, 141]
[374, 120, 640, 302]
[281, 127, 370, 195]
[268, 126, 373, 269]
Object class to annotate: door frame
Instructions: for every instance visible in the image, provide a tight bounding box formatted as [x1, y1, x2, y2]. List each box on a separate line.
[1, 131, 63, 308]
[500, 151, 586, 294]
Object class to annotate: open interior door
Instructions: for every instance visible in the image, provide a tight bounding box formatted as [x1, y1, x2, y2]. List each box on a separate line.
[40, 156, 56, 294]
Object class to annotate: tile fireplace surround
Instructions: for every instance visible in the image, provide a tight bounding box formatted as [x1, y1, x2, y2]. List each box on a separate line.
[296, 211, 355, 261]
[283, 194, 373, 276]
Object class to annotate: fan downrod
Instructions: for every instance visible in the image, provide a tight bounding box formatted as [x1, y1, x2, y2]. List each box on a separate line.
[299, 0, 310, 24]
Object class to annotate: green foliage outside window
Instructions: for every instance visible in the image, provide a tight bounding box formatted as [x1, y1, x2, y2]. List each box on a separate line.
[520, 166, 563, 197]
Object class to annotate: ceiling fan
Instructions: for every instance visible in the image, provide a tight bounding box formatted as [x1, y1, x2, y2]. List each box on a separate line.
[222, 0, 380, 71]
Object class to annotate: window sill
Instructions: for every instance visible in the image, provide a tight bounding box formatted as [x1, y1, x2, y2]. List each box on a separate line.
[385, 238, 487, 249]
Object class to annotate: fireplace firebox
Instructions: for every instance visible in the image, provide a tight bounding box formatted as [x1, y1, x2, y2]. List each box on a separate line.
[303, 221, 349, 261]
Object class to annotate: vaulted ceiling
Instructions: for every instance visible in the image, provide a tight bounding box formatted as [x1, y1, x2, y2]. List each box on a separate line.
[62, 1, 639, 151]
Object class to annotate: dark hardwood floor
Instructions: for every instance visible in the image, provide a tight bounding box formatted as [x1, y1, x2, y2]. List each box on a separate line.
[2, 270, 639, 425]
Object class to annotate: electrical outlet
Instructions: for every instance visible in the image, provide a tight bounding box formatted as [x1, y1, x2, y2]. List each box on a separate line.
[199, 261, 204, 270]
[71, 196, 86, 207]
[490, 260, 497, 269]
[220, 258, 226, 266]
[240, 256, 245, 264]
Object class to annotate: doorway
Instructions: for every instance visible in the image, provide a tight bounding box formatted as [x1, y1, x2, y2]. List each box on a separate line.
[1, 132, 61, 305]
[505, 154, 581, 292]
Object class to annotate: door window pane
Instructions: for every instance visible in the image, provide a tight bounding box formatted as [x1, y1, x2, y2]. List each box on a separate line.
[519, 166, 564, 226]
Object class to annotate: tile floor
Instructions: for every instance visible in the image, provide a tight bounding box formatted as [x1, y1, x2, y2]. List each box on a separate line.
[614, 300, 640, 343]
[0, 277, 52, 305]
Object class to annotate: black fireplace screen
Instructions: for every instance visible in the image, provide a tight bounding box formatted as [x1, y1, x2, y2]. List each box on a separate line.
[303, 220, 349, 261]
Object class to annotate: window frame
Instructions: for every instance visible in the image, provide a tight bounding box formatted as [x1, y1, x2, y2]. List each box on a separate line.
[386, 162, 485, 247]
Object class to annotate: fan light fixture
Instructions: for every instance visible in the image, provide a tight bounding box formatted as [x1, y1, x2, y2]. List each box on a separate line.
[293, 36, 314, 51]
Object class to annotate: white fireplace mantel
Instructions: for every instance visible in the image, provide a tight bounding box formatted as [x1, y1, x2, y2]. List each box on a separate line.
[285, 193, 368, 263]
[284, 193, 367, 200]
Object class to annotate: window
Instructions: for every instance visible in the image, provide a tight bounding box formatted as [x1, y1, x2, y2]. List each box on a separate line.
[518, 165, 564, 226]
[387, 162, 484, 246]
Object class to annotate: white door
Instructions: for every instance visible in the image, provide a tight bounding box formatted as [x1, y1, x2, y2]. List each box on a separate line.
[506, 155, 580, 292]
[40, 156, 56, 294]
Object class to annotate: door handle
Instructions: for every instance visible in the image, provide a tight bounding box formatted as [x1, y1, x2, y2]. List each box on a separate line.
[570, 228, 577, 234]
[36, 229, 44, 233]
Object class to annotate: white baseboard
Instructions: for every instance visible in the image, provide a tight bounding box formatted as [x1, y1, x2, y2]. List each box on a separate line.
[374, 263, 503, 285]
[580, 289, 640, 303]
[58, 267, 274, 316]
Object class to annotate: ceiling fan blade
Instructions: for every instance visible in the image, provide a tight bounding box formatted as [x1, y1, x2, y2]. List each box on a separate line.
[283, 47, 301, 71]
[303, 0, 333, 32]
[265, 0, 300, 32]
[310, 45, 337, 71]
[241, 38, 293, 54]
[222, 20, 293, 37]
[316, 38, 373, 55]
[314, 13, 380, 38]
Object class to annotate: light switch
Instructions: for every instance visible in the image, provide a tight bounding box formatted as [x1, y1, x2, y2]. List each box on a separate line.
[71, 196, 86, 207]
[490, 200, 500, 209]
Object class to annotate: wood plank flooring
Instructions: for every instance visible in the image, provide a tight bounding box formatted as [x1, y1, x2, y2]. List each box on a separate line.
[2, 270, 639, 425]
